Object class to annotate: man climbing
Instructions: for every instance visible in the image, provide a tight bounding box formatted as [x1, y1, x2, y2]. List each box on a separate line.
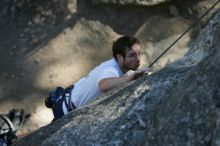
[46, 36, 150, 121]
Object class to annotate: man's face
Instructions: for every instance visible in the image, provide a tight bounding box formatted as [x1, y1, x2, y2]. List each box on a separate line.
[122, 43, 141, 71]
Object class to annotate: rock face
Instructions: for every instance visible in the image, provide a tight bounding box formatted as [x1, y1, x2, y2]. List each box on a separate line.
[13, 11, 220, 146]
[92, 0, 172, 6]
[0, 0, 219, 139]
[170, 9, 220, 68]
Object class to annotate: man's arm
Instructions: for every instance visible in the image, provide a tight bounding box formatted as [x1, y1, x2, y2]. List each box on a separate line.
[98, 70, 146, 93]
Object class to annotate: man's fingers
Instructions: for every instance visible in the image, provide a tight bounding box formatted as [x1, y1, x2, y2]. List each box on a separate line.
[139, 67, 151, 73]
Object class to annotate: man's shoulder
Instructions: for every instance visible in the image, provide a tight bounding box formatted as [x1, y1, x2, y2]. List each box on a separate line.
[98, 58, 123, 76]
[99, 58, 116, 68]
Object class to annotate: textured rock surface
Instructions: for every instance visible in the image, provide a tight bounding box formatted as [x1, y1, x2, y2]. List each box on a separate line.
[170, 9, 220, 68]
[13, 11, 220, 146]
[0, 0, 219, 138]
[92, 0, 172, 6]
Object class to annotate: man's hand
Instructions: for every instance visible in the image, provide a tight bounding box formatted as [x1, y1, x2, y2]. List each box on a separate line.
[127, 67, 151, 81]
[139, 67, 151, 73]
[98, 67, 151, 93]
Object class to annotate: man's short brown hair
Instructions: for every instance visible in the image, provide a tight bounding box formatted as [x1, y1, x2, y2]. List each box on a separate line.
[112, 36, 140, 60]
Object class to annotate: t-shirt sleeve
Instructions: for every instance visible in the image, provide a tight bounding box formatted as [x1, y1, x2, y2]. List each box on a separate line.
[96, 67, 120, 88]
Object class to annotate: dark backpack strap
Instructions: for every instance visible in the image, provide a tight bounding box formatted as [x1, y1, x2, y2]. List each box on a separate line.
[63, 92, 75, 112]
[63, 93, 70, 112]
[63, 85, 75, 112]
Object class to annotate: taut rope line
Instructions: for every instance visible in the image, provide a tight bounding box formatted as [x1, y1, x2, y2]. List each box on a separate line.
[148, 0, 220, 68]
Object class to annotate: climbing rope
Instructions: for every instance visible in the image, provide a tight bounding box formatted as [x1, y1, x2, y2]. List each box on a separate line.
[148, 0, 220, 68]
[0, 0, 219, 67]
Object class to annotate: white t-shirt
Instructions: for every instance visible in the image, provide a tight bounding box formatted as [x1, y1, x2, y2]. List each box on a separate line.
[62, 58, 123, 114]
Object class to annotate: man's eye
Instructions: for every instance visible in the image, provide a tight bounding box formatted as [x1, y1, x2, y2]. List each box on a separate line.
[129, 54, 136, 58]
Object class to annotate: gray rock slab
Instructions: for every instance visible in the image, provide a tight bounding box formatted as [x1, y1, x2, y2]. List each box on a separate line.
[13, 10, 220, 146]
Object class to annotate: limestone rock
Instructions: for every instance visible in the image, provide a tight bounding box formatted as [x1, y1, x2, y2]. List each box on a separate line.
[92, 0, 172, 6]
[170, 10, 220, 68]
[13, 10, 220, 146]
[168, 5, 179, 17]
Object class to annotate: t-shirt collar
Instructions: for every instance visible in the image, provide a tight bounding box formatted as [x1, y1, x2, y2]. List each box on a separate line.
[113, 58, 124, 76]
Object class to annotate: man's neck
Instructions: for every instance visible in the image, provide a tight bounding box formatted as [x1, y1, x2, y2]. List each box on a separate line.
[116, 60, 128, 74]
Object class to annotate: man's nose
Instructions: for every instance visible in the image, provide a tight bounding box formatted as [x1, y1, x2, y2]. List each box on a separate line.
[136, 55, 141, 63]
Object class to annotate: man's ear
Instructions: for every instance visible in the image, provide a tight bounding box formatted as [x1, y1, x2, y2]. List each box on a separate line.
[116, 54, 124, 62]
